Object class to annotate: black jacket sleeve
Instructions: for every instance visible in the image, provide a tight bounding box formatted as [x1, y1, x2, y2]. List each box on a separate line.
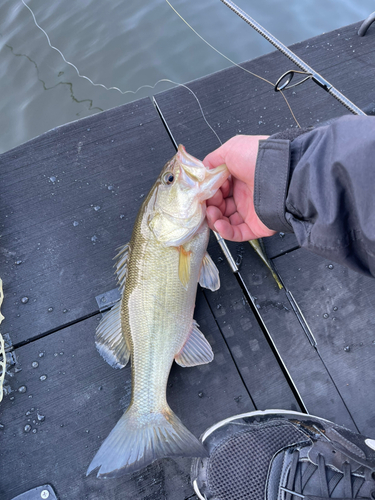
[254, 115, 375, 278]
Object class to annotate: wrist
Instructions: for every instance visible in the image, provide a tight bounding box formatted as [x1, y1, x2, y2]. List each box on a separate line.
[253, 138, 293, 233]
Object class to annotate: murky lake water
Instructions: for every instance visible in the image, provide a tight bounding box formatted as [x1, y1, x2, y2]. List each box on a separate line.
[0, 0, 373, 153]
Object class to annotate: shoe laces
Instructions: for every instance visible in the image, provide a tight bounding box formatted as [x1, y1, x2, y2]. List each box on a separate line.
[281, 449, 374, 499]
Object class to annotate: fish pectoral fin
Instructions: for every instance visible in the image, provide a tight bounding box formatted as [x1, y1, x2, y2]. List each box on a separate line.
[198, 251, 220, 291]
[95, 301, 130, 369]
[114, 243, 130, 292]
[178, 245, 191, 289]
[175, 320, 214, 367]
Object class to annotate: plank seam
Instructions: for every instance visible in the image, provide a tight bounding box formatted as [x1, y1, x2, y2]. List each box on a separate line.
[233, 271, 307, 413]
[9, 310, 100, 350]
[201, 288, 257, 410]
[152, 96, 178, 150]
[268, 244, 300, 260]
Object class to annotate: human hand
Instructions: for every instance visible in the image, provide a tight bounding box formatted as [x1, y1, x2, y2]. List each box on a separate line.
[204, 135, 276, 241]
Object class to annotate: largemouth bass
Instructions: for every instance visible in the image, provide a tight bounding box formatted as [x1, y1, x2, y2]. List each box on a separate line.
[87, 145, 229, 477]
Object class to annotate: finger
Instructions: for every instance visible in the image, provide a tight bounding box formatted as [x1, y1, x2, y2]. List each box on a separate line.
[213, 219, 257, 242]
[222, 197, 238, 218]
[206, 188, 224, 208]
[228, 211, 244, 225]
[207, 178, 232, 208]
[203, 148, 227, 170]
[206, 205, 226, 231]
[221, 177, 232, 198]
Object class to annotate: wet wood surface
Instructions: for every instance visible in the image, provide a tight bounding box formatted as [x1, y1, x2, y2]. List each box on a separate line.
[0, 99, 176, 347]
[1, 20, 375, 500]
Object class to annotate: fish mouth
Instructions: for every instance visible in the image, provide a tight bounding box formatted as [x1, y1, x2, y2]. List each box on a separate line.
[177, 145, 229, 200]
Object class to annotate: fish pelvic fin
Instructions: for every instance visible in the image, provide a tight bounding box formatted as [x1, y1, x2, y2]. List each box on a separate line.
[86, 405, 207, 478]
[95, 301, 130, 369]
[199, 251, 220, 291]
[175, 320, 214, 367]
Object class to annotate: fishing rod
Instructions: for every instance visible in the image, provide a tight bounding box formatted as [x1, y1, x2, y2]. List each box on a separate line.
[219, 0, 366, 116]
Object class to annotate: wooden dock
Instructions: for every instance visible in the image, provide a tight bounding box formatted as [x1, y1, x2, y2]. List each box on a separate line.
[1, 20, 375, 499]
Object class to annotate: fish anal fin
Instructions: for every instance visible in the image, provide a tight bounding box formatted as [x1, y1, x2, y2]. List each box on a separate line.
[175, 320, 214, 367]
[95, 301, 130, 369]
[199, 251, 220, 291]
[178, 245, 192, 290]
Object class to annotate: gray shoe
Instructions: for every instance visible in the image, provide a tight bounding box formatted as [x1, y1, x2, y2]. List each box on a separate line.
[191, 410, 375, 499]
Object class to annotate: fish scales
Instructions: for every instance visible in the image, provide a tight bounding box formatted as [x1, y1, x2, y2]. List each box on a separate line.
[87, 145, 229, 477]
[124, 204, 209, 410]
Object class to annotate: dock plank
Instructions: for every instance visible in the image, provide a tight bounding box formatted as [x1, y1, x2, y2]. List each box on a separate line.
[262, 232, 299, 260]
[0, 98, 176, 346]
[206, 237, 300, 412]
[221, 241, 357, 431]
[273, 248, 375, 436]
[0, 289, 254, 500]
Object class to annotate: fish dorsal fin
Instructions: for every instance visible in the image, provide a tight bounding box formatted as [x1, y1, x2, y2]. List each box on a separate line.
[95, 301, 130, 369]
[114, 243, 130, 292]
[199, 251, 220, 291]
[178, 245, 192, 290]
[175, 320, 214, 367]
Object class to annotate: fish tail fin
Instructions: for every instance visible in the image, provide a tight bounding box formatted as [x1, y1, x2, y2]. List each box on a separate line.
[86, 405, 207, 477]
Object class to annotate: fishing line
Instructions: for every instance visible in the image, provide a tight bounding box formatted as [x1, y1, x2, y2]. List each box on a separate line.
[165, 0, 301, 128]
[21, 0, 222, 145]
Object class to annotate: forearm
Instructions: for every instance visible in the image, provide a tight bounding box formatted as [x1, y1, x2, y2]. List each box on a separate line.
[254, 115, 375, 277]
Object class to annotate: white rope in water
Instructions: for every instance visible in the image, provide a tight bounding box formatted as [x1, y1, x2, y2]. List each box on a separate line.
[21, 0, 223, 145]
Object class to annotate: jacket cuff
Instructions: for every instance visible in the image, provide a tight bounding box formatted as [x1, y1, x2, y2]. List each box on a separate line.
[253, 139, 292, 233]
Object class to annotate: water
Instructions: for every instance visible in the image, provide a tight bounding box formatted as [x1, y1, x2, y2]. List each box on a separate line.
[0, 0, 373, 154]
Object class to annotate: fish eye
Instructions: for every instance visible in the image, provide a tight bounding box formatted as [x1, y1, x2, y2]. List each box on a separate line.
[163, 172, 174, 185]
